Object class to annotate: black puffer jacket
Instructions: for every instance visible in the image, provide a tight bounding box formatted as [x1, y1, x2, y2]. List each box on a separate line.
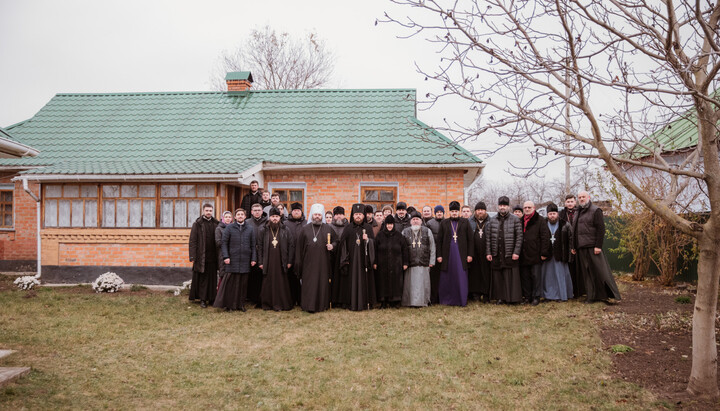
[485, 213, 523, 258]
[573, 202, 605, 249]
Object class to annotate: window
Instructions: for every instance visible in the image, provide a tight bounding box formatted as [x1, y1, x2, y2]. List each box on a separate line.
[361, 186, 397, 212]
[159, 184, 215, 228]
[44, 184, 98, 228]
[42, 183, 216, 229]
[0, 190, 12, 228]
[273, 188, 305, 212]
[102, 184, 156, 228]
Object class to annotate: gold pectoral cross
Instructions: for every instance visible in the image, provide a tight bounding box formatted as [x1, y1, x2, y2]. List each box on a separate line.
[453, 233, 458, 243]
[272, 238, 278, 248]
[412, 240, 417, 248]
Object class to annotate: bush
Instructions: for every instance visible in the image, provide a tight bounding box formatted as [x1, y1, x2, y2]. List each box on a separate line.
[174, 280, 192, 296]
[92, 272, 124, 293]
[610, 344, 634, 354]
[675, 295, 692, 304]
[130, 284, 148, 292]
[14, 276, 40, 290]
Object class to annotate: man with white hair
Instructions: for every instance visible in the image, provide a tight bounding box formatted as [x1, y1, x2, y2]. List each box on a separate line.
[571, 191, 621, 303]
[401, 211, 435, 307]
[295, 203, 338, 313]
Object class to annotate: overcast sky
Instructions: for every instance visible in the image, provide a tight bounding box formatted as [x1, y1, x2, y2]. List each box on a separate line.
[0, 0, 563, 180]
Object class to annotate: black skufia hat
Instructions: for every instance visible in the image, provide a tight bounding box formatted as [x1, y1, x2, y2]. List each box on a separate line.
[498, 196, 510, 206]
[269, 207, 281, 217]
[449, 201, 461, 211]
[546, 203, 559, 213]
[333, 206, 345, 216]
[291, 202, 302, 211]
[352, 203, 365, 215]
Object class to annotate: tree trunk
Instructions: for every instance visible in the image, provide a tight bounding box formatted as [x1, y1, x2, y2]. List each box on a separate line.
[687, 230, 720, 397]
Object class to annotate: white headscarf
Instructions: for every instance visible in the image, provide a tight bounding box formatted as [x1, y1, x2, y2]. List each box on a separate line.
[307, 203, 325, 224]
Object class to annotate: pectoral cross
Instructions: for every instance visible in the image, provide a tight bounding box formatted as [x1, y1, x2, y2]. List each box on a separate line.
[272, 238, 278, 248]
[478, 227, 483, 238]
[453, 233, 458, 243]
[550, 234, 556, 245]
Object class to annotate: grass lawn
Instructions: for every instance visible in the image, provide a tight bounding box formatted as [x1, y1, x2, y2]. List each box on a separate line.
[0, 277, 660, 409]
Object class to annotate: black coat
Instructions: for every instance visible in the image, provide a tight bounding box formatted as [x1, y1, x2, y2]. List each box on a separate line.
[548, 219, 572, 263]
[393, 213, 412, 234]
[257, 222, 295, 275]
[520, 212, 552, 266]
[437, 218, 473, 271]
[215, 221, 229, 277]
[189, 216, 219, 273]
[374, 227, 409, 301]
[221, 221, 257, 273]
[241, 191, 263, 217]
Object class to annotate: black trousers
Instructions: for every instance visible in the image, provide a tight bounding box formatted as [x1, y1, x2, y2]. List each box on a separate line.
[519, 264, 542, 300]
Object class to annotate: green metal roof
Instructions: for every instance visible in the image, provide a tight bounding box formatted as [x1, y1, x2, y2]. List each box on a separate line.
[0, 88, 481, 175]
[225, 71, 253, 81]
[625, 110, 699, 160]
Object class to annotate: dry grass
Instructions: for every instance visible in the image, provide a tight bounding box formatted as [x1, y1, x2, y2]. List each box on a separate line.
[0, 276, 661, 410]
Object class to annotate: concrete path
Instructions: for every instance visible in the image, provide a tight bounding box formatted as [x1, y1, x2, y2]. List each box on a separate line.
[0, 350, 31, 387]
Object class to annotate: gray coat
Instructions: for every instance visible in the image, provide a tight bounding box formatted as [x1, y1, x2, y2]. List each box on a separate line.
[485, 213, 523, 259]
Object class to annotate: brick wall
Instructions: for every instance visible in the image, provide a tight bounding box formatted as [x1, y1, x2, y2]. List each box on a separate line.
[265, 169, 466, 213]
[58, 243, 189, 267]
[0, 180, 38, 261]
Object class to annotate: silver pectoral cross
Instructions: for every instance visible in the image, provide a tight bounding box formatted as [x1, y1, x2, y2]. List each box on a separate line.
[478, 227, 483, 238]
[550, 234, 556, 245]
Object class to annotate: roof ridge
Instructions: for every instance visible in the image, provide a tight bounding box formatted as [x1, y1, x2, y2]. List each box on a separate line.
[53, 89, 417, 97]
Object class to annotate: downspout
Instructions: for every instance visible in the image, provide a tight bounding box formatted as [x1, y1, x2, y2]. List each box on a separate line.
[21, 177, 41, 279]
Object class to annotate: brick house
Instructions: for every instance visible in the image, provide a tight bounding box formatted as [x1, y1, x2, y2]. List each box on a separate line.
[0, 72, 483, 284]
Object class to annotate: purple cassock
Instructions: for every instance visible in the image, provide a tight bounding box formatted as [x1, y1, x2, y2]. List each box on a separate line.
[439, 232, 469, 306]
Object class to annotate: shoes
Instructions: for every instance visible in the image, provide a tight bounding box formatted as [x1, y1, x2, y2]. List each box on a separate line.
[239, 305, 247, 312]
[224, 307, 230, 312]
[584, 299, 594, 304]
[200, 301, 207, 308]
[496, 300, 504, 305]
[531, 298, 540, 306]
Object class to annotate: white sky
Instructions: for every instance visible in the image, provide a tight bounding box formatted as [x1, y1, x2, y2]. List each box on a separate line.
[0, 0, 562, 180]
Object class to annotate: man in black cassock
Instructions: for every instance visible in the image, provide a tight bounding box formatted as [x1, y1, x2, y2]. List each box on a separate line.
[571, 191, 621, 303]
[426, 205, 444, 304]
[240, 181, 263, 217]
[285, 202, 306, 306]
[329, 206, 349, 308]
[468, 201, 491, 303]
[339, 203, 376, 311]
[295, 204, 338, 313]
[393, 201, 412, 233]
[560, 194, 584, 298]
[486, 196, 523, 304]
[246, 203, 267, 307]
[188, 203, 219, 308]
[257, 207, 295, 311]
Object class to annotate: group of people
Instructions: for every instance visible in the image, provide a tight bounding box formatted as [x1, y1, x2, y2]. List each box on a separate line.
[188, 180, 621, 313]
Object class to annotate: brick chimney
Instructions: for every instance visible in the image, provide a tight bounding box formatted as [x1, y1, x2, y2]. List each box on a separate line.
[225, 71, 253, 91]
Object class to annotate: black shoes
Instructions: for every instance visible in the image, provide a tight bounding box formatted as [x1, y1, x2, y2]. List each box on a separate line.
[239, 305, 247, 312]
[531, 298, 540, 306]
[200, 301, 207, 308]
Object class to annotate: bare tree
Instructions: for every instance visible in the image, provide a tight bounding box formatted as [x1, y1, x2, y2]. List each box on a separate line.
[386, 0, 720, 397]
[210, 26, 335, 90]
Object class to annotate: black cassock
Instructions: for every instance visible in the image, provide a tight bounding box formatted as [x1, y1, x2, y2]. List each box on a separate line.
[295, 223, 338, 313]
[339, 221, 376, 311]
[374, 227, 408, 303]
[468, 217, 491, 297]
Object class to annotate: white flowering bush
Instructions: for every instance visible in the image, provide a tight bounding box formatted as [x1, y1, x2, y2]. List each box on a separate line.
[173, 279, 192, 296]
[92, 272, 124, 293]
[14, 276, 40, 290]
